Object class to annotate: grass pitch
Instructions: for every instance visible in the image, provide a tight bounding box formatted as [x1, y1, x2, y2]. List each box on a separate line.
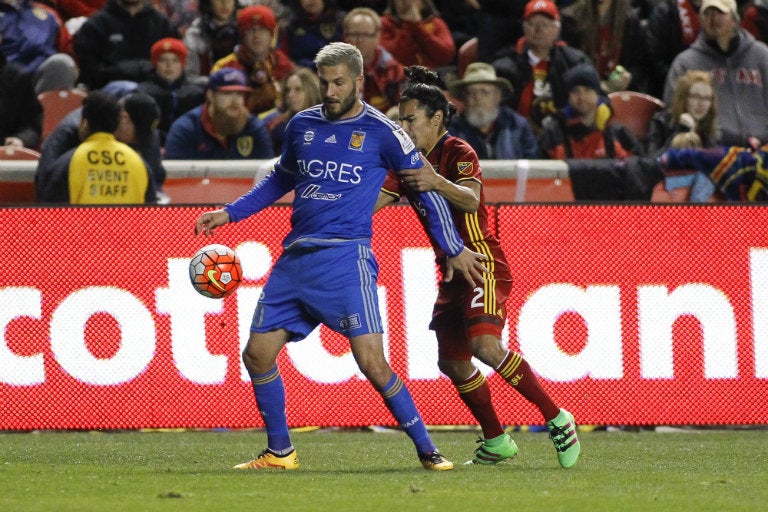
[1, 428, 765, 512]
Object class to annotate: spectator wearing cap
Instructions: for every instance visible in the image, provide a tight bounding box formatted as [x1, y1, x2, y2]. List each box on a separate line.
[35, 90, 157, 204]
[73, 0, 178, 89]
[447, 62, 538, 159]
[343, 7, 406, 115]
[538, 63, 643, 160]
[490, 0, 591, 133]
[379, 0, 455, 69]
[664, 0, 768, 145]
[183, 0, 240, 84]
[137, 37, 206, 142]
[164, 67, 274, 159]
[211, 4, 296, 115]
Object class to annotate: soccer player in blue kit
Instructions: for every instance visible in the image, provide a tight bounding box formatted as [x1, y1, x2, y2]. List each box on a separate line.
[194, 42, 488, 471]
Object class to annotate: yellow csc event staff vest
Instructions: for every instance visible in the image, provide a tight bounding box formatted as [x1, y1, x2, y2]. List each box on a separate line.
[68, 132, 149, 204]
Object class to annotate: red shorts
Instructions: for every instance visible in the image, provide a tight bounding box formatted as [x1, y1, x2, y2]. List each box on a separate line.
[430, 273, 512, 361]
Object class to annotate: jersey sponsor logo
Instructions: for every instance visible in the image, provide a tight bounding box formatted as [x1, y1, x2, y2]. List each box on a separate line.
[338, 313, 361, 331]
[296, 159, 362, 183]
[324, 134, 337, 143]
[300, 184, 342, 201]
[236, 136, 253, 156]
[349, 131, 365, 151]
[392, 126, 415, 153]
[457, 162, 473, 175]
[304, 130, 315, 144]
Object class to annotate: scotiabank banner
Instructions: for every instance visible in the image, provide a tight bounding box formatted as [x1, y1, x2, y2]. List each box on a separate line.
[1, 204, 766, 430]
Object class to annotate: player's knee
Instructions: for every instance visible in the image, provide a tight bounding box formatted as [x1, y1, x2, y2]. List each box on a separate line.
[470, 336, 506, 367]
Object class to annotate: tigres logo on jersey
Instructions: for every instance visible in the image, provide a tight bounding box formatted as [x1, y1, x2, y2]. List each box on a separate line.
[237, 136, 253, 156]
[349, 131, 365, 151]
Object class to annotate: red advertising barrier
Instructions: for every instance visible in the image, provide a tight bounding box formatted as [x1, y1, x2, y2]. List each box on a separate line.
[1, 204, 766, 430]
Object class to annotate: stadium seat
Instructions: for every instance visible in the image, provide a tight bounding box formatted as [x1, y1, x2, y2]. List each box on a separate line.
[0, 146, 39, 203]
[457, 37, 478, 78]
[0, 145, 41, 160]
[607, 91, 665, 143]
[38, 88, 88, 143]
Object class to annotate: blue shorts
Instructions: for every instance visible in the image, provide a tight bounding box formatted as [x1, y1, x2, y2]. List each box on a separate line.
[251, 242, 383, 341]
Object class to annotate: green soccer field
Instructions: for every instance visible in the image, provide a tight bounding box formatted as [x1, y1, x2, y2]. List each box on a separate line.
[1, 428, 765, 512]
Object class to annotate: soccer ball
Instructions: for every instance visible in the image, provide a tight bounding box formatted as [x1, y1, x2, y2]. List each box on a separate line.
[189, 244, 243, 299]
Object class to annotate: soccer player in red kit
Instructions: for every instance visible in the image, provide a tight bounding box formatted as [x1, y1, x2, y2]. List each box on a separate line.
[376, 66, 581, 468]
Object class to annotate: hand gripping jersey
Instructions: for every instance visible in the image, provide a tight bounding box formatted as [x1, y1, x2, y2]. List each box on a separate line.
[381, 133, 510, 269]
[226, 103, 464, 256]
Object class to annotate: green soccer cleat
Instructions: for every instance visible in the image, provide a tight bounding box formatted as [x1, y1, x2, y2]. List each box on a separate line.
[467, 433, 519, 465]
[547, 409, 581, 468]
[419, 450, 454, 471]
[233, 448, 299, 470]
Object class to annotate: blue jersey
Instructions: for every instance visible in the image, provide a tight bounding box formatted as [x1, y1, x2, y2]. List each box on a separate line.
[226, 103, 464, 256]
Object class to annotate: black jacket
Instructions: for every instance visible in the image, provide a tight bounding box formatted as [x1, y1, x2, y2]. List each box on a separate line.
[0, 53, 42, 148]
[73, 0, 178, 88]
[136, 72, 205, 137]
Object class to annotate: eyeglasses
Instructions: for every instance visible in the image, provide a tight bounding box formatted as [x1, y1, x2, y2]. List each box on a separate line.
[345, 32, 378, 39]
[688, 94, 713, 102]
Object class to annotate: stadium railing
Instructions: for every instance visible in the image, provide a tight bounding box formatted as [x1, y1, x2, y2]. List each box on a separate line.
[0, 159, 574, 204]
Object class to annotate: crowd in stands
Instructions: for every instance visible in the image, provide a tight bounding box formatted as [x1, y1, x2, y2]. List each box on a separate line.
[1, 0, 767, 204]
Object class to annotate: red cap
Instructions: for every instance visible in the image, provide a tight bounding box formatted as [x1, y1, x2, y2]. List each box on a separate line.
[151, 38, 188, 67]
[237, 5, 277, 34]
[524, 0, 560, 21]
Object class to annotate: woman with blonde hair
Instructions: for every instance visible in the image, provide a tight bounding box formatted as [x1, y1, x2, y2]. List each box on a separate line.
[260, 66, 321, 154]
[648, 70, 720, 201]
[647, 70, 719, 156]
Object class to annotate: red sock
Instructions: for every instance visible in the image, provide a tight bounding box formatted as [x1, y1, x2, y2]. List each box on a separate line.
[455, 369, 504, 439]
[496, 351, 560, 421]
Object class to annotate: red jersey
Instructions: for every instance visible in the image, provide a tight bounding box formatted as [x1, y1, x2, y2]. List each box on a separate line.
[381, 133, 510, 276]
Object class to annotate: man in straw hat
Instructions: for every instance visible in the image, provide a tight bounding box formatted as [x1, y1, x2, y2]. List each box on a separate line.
[448, 62, 539, 159]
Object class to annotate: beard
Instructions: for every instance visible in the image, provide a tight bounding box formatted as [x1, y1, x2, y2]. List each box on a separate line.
[323, 89, 359, 120]
[210, 103, 250, 136]
[464, 106, 500, 131]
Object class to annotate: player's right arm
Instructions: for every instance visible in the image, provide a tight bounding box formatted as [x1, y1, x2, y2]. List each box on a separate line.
[194, 165, 294, 236]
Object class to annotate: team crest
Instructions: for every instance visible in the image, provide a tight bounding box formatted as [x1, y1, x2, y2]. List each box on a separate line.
[304, 130, 315, 143]
[349, 131, 366, 151]
[237, 136, 253, 156]
[457, 162, 473, 175]
[32, 6, 49, 21]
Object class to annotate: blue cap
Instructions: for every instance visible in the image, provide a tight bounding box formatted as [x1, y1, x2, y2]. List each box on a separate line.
[207, 68, 252, 92]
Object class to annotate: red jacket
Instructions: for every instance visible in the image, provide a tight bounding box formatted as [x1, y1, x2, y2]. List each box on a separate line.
[380, 15, 455, 68]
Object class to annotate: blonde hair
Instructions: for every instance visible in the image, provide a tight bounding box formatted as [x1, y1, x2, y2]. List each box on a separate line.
[670, 71, 718, 143]
[280, 67, 322, 114]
